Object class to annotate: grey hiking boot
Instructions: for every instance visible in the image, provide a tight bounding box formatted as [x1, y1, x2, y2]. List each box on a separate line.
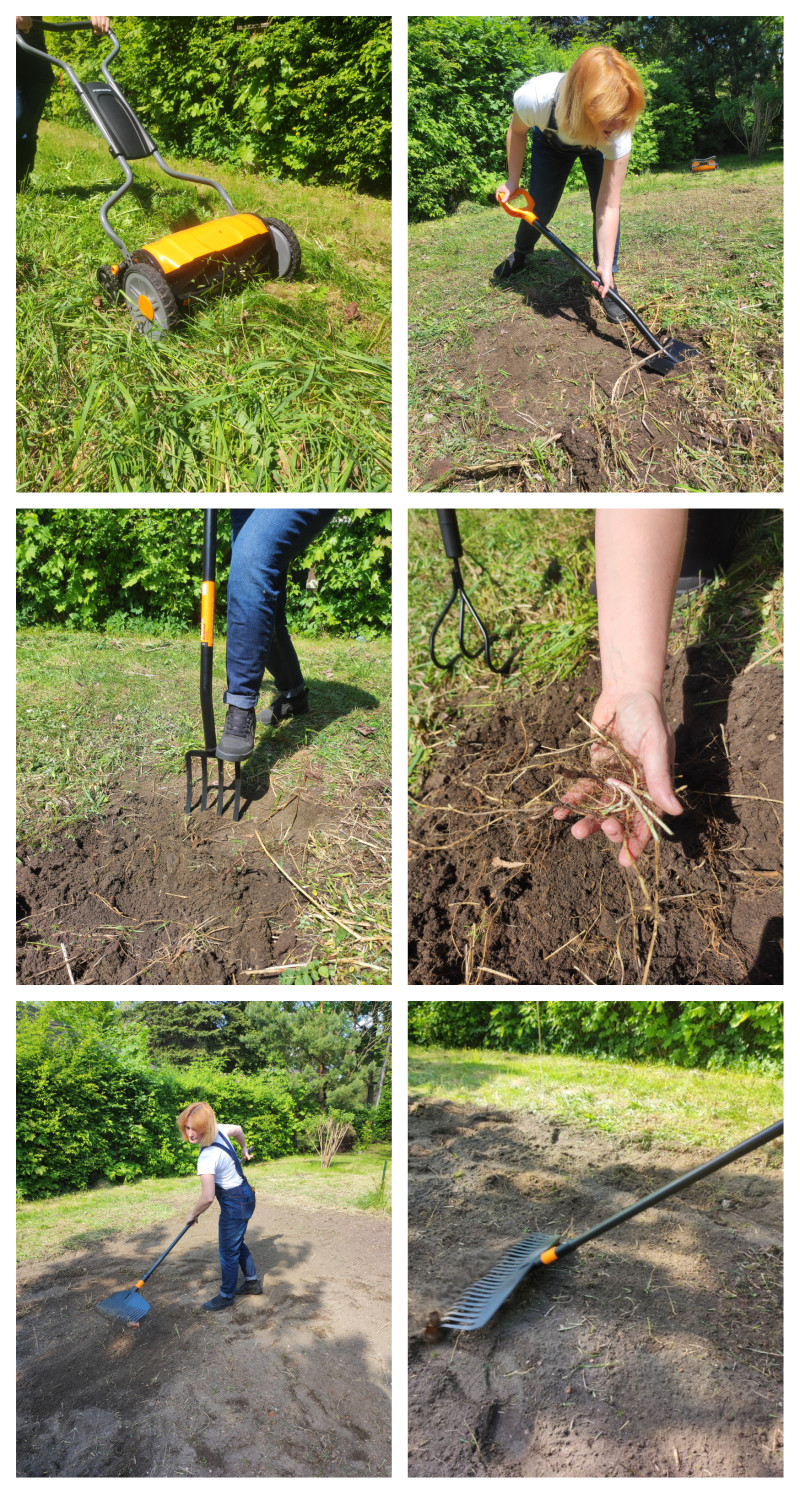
[216, 705, 256, 762]
[256, 686, 309, 727]
[235, 1278, 263, 1296]
[203, 1293, 236, 1311]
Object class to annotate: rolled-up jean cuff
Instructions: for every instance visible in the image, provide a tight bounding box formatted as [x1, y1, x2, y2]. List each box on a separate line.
[223, 691, 259, 709]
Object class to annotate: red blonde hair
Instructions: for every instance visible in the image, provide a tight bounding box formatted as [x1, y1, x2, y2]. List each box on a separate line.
[177, 1102, 218, 1147]
[555, 47, 645, 148]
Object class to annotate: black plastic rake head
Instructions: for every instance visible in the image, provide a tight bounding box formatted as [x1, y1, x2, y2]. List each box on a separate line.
[429, 509, 515, 675]
[434, 1120, 783, 1334]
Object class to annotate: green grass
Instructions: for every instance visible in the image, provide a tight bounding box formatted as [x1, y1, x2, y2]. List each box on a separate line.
[409, 150, 783, 492]
[17, 123, 391, 492]
[408, 507, 783, 793]
[17, 1145, 392, 1266]
[409, 1045, 782, 1154]
[17, 623, 391, 982]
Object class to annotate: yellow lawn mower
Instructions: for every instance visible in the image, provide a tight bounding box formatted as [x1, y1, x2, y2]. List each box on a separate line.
[17, 20, 301, 340]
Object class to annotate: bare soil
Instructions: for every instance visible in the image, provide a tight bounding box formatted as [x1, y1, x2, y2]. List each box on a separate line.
[408, 1099, 783, 1478]
[420, 278, 782, 492]
[17, 769, 389, 985]
[17, 1196, 391, 1478]
[408, 646, 783, 985]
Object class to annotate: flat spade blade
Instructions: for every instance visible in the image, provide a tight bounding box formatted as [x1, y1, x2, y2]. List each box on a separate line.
[440, 1231, 559, 1332]
[645, 338, 700, 376]
[96, 1288, 150, 1324]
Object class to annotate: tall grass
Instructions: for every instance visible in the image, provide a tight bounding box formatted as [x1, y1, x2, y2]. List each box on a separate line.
[17, 123, 391, 492]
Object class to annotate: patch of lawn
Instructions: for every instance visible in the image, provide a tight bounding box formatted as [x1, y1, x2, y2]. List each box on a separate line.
[17, 123, 390, 493]
[409, 1045, 782, 1153]
[17, 1145, 392, 1265]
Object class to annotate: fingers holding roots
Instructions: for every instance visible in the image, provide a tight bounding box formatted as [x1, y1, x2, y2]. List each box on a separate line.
[551, 714, 675, 861]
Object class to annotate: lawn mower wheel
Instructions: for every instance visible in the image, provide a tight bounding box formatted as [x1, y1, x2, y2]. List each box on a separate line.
[122, 260, 180, 341]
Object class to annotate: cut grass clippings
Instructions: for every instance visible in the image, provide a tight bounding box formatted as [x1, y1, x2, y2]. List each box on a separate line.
[409, 151, 782, 493]
[409, 1045, 783, 1156]
[17, 123, 390, 493]
[17, 1144, 392, 1267]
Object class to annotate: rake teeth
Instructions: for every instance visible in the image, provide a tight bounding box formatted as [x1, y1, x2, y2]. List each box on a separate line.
[95, 1288, 150, 1324]
[440, 1232, 559, 1332]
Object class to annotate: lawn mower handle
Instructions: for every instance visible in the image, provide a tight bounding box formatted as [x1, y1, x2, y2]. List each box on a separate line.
[16, 22, 120, 68]
[545, 1120, 784, 1265]
[497, 186, 680, 366]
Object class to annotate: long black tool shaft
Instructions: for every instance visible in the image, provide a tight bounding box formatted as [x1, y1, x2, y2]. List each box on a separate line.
[140, 1222, 195, 1286]
[536, 220, 677, 363]
[436, 509, 463, 561]
[550, 1121, 783, 1263]
[199, 508, 218, 752]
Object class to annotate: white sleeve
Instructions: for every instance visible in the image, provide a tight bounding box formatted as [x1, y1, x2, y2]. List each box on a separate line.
[197, 1148, 217, 1176]
[513, 72, 564, 130]
[602, 131, 632, 161]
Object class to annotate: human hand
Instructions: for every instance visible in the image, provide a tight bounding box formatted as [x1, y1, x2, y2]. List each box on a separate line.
[185, 1214, 199, 1227]
[496, 181, 518, 204]
[553, 688, 682, 866]
[16, 17, 33, 32]
[591, 264, 614, 298]
[91, 16, 110, 34]
[242, 1148, 254, 1162]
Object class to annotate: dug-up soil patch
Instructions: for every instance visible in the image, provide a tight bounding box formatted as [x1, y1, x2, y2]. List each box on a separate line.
[409, 646, 782, 985]
[408, 1099, 783, 1478]
[17, 771, 388, 985]
[426, 279, 781, 492]
[18, 1195, 390, 1477]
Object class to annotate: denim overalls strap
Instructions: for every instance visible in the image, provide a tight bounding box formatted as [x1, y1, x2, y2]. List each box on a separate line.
[210, 1134, 256, 1213]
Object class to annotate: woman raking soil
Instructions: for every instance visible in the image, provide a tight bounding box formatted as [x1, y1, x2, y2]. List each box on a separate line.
[178, 1102, 261, 1310]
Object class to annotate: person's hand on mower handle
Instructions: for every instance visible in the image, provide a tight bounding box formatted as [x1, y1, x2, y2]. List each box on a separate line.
[553, 687, 682, 866]
[16, 17, 33, 31]
[91, 16, 110, 34]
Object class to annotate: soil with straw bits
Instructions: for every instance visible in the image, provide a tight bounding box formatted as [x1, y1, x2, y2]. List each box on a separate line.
[408, 646, 782, 985]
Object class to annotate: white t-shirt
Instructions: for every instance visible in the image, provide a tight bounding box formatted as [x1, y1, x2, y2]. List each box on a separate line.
[197, 1124, 243, 1191]
[513, 71, 632, 161]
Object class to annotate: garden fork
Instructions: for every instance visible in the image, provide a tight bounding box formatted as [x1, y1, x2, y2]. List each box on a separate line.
[184, 508, 241, 820]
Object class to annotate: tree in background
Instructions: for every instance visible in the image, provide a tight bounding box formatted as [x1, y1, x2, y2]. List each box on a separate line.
[118, 1001, 252, 1070]
[243, 1000, 391, 1116]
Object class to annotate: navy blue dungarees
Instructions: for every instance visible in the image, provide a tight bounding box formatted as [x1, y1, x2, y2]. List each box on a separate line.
[210, 1132, 257, 1298]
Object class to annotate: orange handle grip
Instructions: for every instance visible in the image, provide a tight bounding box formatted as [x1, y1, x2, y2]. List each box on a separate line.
[200, 580, 215, 647]
[136, 1279, 145, 1289]
[497, 185, 538, 225]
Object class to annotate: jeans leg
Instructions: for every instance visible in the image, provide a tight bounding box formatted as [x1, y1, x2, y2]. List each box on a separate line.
[238, 1231, 257, 1279]
[218, 1208, 247, 1297]
[582, 152, 620, 274]
[514, 130, 578, 254]
[224, 508, 335, 709]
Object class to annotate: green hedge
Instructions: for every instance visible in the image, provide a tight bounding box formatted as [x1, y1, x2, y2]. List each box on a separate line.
[408, 1001, 783, 1072]
[16, 508, 391, 638]
[409, 19, 703, 218]
[41, 16, 390, 192]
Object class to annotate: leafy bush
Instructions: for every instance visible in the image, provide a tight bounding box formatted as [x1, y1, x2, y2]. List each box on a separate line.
[16, 508, 391, 637]
[41, 16, 390, 192]
[408, 1000, 783, 1072]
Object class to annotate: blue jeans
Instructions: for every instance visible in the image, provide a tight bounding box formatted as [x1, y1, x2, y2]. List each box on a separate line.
[16, 47, 53, 189]
[216, 1179, 257, 1298]
[224, 508, 335, 709]
[514, 127, 621, 274]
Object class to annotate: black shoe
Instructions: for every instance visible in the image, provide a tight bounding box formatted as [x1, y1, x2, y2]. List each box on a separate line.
[493, 250, 528, 280]
[235, 1278, 263, 1296]
[203, 1293, 236, 1311]
[602, 285, 628, 323]
[256, 686, 309, 727]
[216, 705, 256, 762]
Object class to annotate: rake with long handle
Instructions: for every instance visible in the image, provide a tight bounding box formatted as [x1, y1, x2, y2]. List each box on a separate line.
[498, 186, 698, 376]
[439, 1120, 783, 1332]
[184, 508, 241, 820]
[429, 509, 514, 675]
[96, 1222, 195, 1324]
